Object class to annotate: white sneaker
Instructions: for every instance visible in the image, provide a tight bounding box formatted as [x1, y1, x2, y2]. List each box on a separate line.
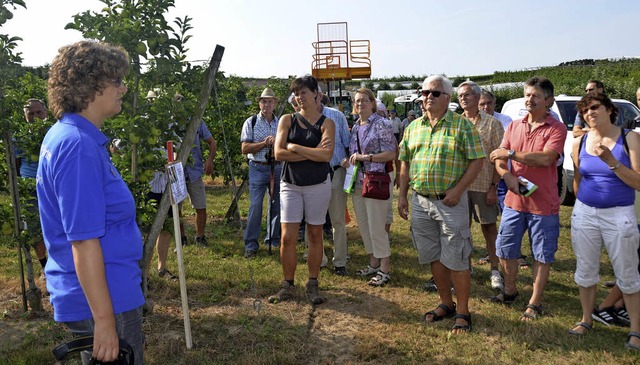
[490, 270, 504, 291]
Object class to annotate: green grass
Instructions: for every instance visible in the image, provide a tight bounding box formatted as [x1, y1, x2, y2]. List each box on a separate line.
[1, 179, 639, 364]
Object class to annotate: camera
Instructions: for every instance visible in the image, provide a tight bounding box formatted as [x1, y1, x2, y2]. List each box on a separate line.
[265, 146, 274, 164]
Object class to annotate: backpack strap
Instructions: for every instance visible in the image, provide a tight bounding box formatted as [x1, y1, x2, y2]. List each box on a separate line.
[250, 114, 257, 141]
[577, 133, 587, 157]
[621, 126, 630, 155]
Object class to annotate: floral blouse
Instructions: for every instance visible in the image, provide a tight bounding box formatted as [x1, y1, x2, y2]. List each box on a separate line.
[349, 113, 396, 183]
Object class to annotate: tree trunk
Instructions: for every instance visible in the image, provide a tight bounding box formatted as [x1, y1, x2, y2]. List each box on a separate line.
[141, 45, 226, 301]
[2, 130, 38, 312]
[224, 176, 247, 223]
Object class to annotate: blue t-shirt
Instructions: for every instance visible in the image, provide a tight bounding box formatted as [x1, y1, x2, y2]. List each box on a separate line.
[184, 121, 212, 182]
[37, 113, 144, 322]
[15, 148, 39, 178]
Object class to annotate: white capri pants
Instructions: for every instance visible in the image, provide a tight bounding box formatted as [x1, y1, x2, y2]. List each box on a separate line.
[571, 200, 640, 294]
[352, 186, 391, 259]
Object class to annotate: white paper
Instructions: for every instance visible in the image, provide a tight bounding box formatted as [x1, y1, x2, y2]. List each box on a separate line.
[167, 162, 188, 204]
[343, 164, 358, 193]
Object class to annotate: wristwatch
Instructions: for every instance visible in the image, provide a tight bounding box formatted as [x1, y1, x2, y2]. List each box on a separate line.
[508, 150, 515, 159]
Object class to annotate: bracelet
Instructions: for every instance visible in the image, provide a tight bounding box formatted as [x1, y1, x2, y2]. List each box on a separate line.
[369, 154, 373, 162]
[609, 162, 621, 170]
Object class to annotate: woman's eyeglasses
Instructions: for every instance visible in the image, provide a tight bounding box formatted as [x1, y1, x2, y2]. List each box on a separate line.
[421, 90, 448, 98]
[581, 104, 602, 114]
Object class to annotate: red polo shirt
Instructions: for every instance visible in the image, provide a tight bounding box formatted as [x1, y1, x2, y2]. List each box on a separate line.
[501, 113, 567, 215]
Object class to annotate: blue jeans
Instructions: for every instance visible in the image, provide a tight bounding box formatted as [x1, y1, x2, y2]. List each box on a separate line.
[244, 161, 281, 251]
[64, 306, 144, 365]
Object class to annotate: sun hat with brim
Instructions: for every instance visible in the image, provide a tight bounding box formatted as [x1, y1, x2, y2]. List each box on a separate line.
[146, 90, 158, 99]
[257, 87, 278, 102]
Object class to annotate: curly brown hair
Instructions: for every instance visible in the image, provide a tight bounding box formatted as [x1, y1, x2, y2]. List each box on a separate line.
[47, 41, 129, 119]
[576, 93, 618, 124]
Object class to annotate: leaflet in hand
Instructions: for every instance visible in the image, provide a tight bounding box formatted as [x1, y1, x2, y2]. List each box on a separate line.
[343, 164, 358, 194]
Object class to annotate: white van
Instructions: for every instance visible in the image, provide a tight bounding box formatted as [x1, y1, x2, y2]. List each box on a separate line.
[501, 95, 640, 204]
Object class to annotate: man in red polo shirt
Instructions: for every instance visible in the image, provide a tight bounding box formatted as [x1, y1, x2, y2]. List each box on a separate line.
[489, 76, 567, 321]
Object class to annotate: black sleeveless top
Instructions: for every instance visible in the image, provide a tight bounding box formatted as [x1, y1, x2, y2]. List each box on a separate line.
[281, 113, 330, 186]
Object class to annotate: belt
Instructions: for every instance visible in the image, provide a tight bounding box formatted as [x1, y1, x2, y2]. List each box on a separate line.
[251, 160, 280, 165]
[332, 165, 343, 170]
[417, 192, 446, 200]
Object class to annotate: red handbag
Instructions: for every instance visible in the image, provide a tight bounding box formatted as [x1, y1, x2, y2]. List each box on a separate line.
[356, 120, 391, 200]
[362, 170, 391, 200]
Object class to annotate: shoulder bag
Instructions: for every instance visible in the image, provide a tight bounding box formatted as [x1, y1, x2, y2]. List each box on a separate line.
[356, 122, 390, 200]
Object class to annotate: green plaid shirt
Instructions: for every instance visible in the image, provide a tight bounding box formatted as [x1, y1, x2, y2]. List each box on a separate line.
[398, 110, 485, 195]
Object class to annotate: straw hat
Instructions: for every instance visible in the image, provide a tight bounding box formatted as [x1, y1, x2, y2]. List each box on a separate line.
[145, 90, 158, 99]
[256, 87, 278, 102]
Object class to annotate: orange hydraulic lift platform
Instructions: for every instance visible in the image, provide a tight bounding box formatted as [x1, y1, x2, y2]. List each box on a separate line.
[311, 22, 371, 81]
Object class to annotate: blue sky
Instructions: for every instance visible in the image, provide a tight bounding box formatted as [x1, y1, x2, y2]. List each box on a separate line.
[4, 0, 639, 78]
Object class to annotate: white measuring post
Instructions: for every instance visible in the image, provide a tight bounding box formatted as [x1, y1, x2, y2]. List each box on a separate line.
[166, 141, 193, 349]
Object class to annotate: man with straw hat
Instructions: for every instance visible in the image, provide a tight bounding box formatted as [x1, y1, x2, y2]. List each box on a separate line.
[241, 87, 281, 257]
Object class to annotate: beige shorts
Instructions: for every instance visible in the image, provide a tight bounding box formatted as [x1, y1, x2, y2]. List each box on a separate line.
[280, 175, 331, 225]
[468, 190, 499, 225]
[186, 177, 207, 210]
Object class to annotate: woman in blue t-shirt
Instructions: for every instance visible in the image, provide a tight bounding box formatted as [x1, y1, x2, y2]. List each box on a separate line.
[270, 75, 335, 305]
[38, 41, 145, 364]
[568, 93, 640, 351]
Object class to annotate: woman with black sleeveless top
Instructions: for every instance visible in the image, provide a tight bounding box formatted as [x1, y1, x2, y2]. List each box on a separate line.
[269, 75, 335, 305]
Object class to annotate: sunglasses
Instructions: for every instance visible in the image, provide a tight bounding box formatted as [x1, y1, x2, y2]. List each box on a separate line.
[421, 90, 448, 98]
[581, 104, 602, 113]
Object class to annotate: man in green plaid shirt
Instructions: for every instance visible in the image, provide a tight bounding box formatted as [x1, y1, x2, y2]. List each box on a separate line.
[398, 75, 485, 335]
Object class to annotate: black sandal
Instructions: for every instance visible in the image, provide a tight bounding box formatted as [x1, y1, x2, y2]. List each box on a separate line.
[626, 332, 640, 351]
[451, 313, 472, 333]
[518, 255, 530, 268]
[568, 321, 592, 336]
[490, 291, 519, 305]
[520, 304, 543, 321]
[423, 303, 456, 323]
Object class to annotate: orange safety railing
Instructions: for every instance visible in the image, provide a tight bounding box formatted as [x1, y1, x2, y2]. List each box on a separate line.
[350, 40, 370, 67]
[311, 32, 371, 80]
[312, 40, 348, 70]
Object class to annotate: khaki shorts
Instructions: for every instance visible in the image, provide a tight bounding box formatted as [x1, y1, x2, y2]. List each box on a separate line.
[411, 191, 472, 271]
[280, 175, 331, 225]
[186, 177, 207, 210]
[468, 190, 499, 224]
